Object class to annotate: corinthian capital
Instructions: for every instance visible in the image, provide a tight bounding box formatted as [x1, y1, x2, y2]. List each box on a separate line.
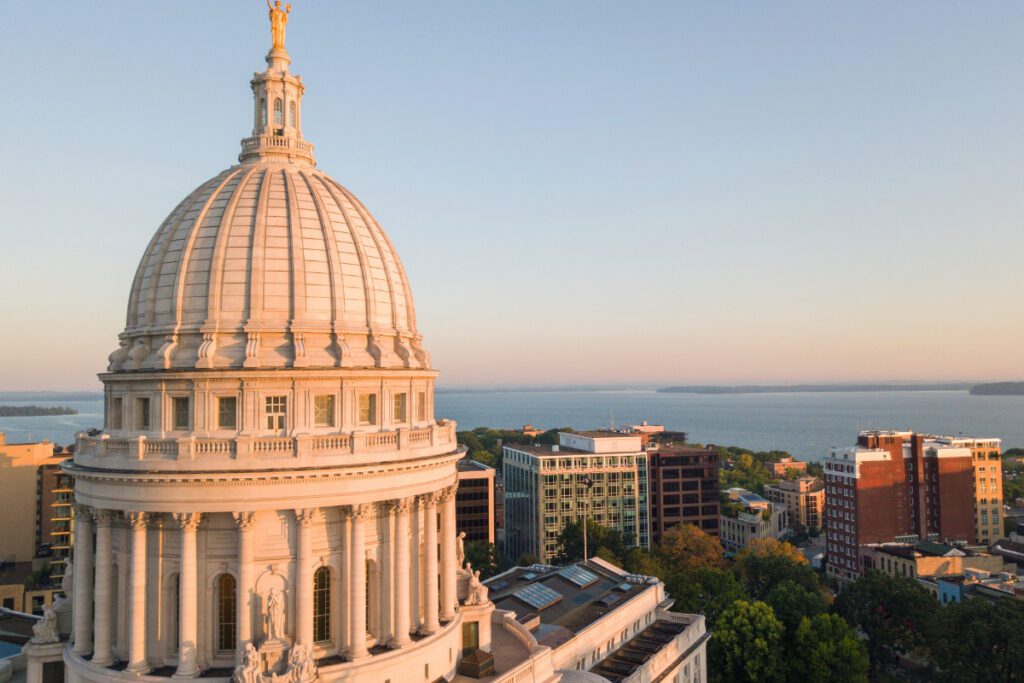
[351, 504, 372, 520]
[125, 511, 149, 530]
[92, 509, 115, 526]
[232, 511, 256, 529]
[437, 485, 457, 503]
[386, 498, 412, 515]
[73, 503, 92, 520]
[171, 512, 203, 531]
[295, 508, 321, 527]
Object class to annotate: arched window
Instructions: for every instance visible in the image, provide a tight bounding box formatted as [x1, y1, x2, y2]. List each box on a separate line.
[216, 574, 237, 652]
[289, 100, 297, 128]
[313, 567, 330, 642]
[274, 98, 284, 127]
[260, 98, 267, 127]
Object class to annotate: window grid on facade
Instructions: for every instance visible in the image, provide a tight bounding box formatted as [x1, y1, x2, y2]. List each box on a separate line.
[217, 574, 236, 651]
[314, 395, 335, 427]
[358, 394, 377, 425]
[218, 396, 237, 429]
[313, 567, 330, 642]
[136, 397, 150, 430]
[172, 397, 189, 430]
[274, 98, 284, 126]
[393, 393, 407, 422]
[265, 396, 287, 430]
[416, 391, 426, 421]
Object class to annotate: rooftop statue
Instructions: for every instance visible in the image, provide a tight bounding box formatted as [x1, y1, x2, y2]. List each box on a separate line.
[267, 0, 292, 50]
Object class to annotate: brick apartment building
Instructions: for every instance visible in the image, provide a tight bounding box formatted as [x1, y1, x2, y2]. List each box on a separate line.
[647, 445, 719, 544]
[825, 430, 1002, 581]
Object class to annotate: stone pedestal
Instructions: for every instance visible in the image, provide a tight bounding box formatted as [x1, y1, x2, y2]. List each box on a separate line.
[21, 641, 65, 683]
[259, 639, 290, 676]
[52, 598, 72, 638]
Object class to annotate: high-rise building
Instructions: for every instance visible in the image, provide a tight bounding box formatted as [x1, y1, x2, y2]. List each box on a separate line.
[647, 445, 719, 544]
[0, 434, 70, 568]
[503, 432, 650, 564]
[764, 476, 824, 531]
[824, 430, 1001, 581]
[455, 458, 496, 544]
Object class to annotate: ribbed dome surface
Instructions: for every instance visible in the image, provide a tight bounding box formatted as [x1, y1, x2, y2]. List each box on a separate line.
[107, 161, 429, 372]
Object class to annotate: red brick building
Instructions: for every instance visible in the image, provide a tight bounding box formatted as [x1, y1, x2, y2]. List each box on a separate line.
[647, 445, 719, 544]
[825, 430, 995, 581]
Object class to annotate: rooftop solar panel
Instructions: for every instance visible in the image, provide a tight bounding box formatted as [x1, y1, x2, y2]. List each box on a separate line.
[557, 565, 599, 587]
[513, 583, 563, 610]
[614, 582, 633, 592]
[521, 572, 538, 581]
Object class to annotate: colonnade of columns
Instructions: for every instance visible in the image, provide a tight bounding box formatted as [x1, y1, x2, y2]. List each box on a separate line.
[70, 486, 459, 676]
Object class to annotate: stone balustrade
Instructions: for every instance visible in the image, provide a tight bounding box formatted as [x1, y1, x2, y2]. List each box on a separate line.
[74, 422, 457, 464]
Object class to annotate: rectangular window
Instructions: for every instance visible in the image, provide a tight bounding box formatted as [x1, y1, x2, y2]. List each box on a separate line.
[172, 397, 190, 430]
[265, 396, 287, 431]
[393, 392, 408, 422]
[135, 397, 150, 430]
[110, 397, 123, 430]
[417, 391, 426, 421]
[218, 397, 237, 429]
[314, 395, 335, 427]
[358, 394, 377, 425]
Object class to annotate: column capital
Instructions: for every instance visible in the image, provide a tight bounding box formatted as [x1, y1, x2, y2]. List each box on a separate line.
[418, 492, 438, 507]
[171, 512, 203, 531]
[232, 511, 257, 529]
[125, 511, 149, 530]
[386, 498, 412, 514]
[295, 508, 321, 527]
[437, 485, 457, 503]
[351, 504, 372, 520]
[73, 503, 93, 520]
[92, 509, 116, 526]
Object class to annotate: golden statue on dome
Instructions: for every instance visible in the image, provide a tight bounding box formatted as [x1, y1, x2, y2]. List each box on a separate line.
[267, 0, 291, 50]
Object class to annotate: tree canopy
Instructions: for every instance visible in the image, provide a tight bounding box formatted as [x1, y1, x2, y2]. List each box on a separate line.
[790, 613, 869, 683]
[710, 600, 785, 683]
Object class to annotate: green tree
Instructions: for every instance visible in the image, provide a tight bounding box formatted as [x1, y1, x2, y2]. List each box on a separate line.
[669, 567, 747, 628]
[833, 572, 937, 675]
[655, 523, 726, 572]
[515, 552, 538, 567]
[765, 579, 825, 637]
[790, 613, 869, 683]
[734, 538, 819, 599]
[710, 600, 785, 683]
[929, 597, 1024, 682]
[464, 541, 507, 580]
[554, 518, 626, 564]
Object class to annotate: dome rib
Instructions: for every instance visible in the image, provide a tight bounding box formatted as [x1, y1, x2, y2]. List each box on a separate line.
[204, 165, 261, 330]
[298, 169, 346, 329]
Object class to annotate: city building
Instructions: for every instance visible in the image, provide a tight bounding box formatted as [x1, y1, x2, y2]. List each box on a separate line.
[824, 430, 1002, 581]
[861, 541, 1010, 580]
[647, 444, 719, 544]
[764, 476, 824, 530]
[0, 434, 71, 569]
[936, 569, 1023, 604]
[519, 425, 544, 438]
[484, 558, 708, 682]
[770, 456, 807, 477]
[456, 458, 496, 544]
[0, 561, 63, 616]
[503, 432, 650, 564]
[718, 489, 788, 554]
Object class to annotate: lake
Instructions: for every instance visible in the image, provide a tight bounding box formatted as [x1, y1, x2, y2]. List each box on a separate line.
[2, 390, 1023, 460]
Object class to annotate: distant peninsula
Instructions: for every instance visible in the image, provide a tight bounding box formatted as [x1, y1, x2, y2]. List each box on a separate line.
[658, 383, 973, 395]
[0, 405, 79, 417]
[969, 382, 1024, 396]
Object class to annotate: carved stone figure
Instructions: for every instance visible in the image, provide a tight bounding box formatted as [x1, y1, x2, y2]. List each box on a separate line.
[232, 643, 262, 683]
[288, 643, 318, 683]
[456, 531, 466, 568]
[60, 560, 73, 599]
[465, 569, 488, 606]
[266, 587, 285, 641]
[30, 606, 59, 644]
[267, 0, 292, 50]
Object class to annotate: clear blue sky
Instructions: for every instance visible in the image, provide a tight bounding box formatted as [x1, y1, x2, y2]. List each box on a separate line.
[3, 2, 1024, 390]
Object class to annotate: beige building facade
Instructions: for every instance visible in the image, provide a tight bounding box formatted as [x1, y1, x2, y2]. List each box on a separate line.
[0, 434, 64, 564]
[764, 476, 825, 530]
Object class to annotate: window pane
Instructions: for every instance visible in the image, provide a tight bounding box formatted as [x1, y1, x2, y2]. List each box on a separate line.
[217, 574, 236, 651]
[265, 396, 287, 431]
[313, 567, 330, 642]
[393, 393, 407, 422]
[110, 397, 123, 430]
[274, 98, 284, 126]
[173, 397, 189, 430]
[218, 397, 237, 429]
[136, 397, 150, 430]
[314, 395, 335, 427]
[416, 392, 426, 421]
[358, 394, 376, 425]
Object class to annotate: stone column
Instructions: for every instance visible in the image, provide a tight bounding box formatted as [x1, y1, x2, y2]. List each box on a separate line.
[173, 513, 202, 678]
[72, 504, 94, 656]
[295, 508, 318, 646]
[91, 509, 115, 666]
[389, 498, 412, 647]
[126, 512, 149, 673]
[347, 505, 370, 660]
[409, 498, 422, 632]
[421, 494, 440, 633]
[439, 486, 458, 621]
[232, 512, 256, 661]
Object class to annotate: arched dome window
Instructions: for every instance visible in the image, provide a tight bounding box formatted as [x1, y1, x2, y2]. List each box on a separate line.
[216, 574, 237, 652]
[260, 98, 267, 127]
[289, 100, 297, 127]
[313, 567, 330, 642]
[274, 98, 284, 127]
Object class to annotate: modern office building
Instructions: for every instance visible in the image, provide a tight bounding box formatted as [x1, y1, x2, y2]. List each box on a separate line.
[503, 432, 650, 564]
[718, 489, 788, 553]
[647, 445, 719, 544]
[456, 457, 496, 544]
[764, 476, 824, 530]
[824, 430, 1002, 580]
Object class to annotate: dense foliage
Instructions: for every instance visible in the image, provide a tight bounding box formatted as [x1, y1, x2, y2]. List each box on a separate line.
[0, 405, 77, 416]
[456, 426, 563, 470]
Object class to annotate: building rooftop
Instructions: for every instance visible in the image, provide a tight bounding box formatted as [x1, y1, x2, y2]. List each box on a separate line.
[504, 443, 591, 457]
[457, 458, 495, 472]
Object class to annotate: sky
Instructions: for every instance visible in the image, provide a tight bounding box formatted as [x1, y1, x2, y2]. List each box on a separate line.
[2, 2, 1024, 390]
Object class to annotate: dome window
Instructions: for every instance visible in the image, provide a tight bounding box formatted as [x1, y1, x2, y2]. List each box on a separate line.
[274, 98, 284, 130]
[260, 98, 267, 128]
[289, 100, 297, 127]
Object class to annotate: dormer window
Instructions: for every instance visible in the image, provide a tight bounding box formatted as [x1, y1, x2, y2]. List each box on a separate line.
[274, 98, 284, 126]
[260, 98, 267, 127]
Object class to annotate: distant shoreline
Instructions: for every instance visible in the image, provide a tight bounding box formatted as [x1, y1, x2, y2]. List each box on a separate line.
[969, 382, 1024, 396]
[0, 405, 79, 417]
[658, 383, 974, 395]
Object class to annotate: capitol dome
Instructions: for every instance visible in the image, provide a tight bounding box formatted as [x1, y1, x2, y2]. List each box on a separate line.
[108, 48, 427, 373]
